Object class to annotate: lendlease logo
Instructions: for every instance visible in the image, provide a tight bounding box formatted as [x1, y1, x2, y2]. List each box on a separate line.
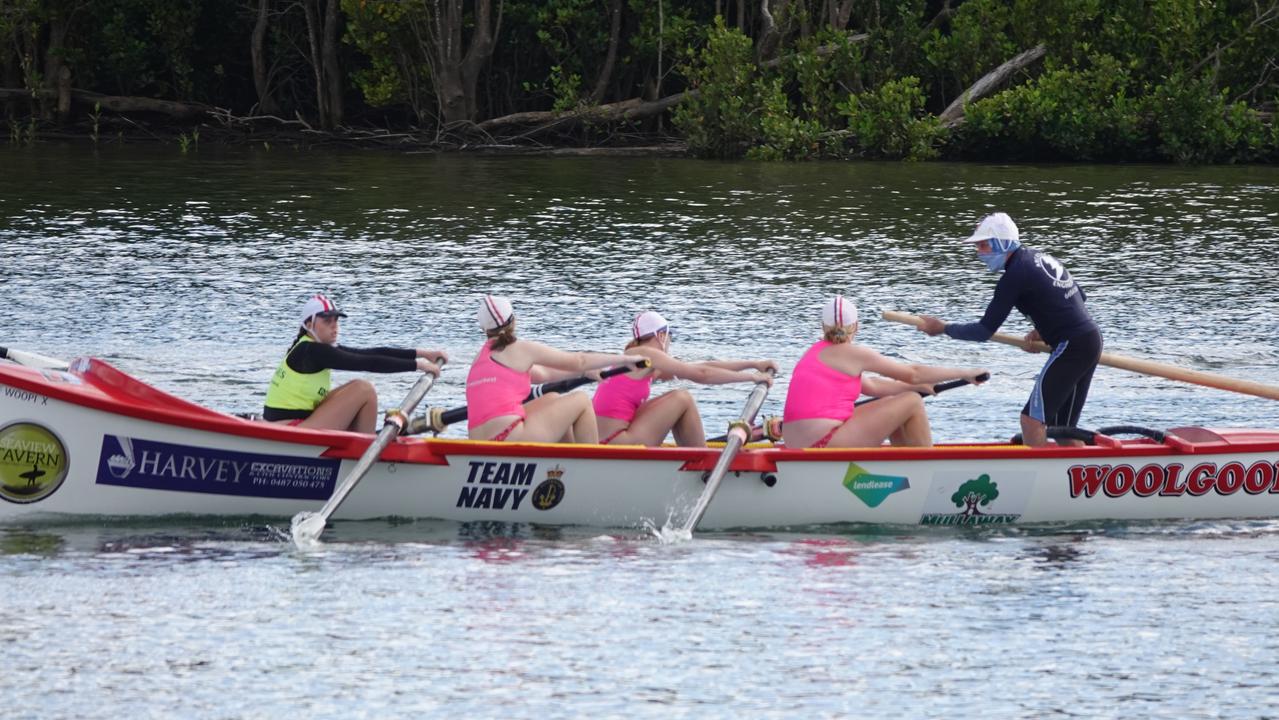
[842, 463, 909, 508]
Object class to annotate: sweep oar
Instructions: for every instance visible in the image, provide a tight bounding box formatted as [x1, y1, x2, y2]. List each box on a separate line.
[883, 310, 1279, 401]
[405, 360, 651, 435]
[680, 369, 775, 534]
[707, 372, 990, 443]
[291, 366, 443, 545]
[0, 346, 69, 370]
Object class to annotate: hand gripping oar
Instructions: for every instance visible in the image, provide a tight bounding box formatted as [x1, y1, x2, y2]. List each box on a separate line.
[404, 359, 652, 435]
[0, 346, 69, 370]
[291, 366, 443, 545]
[884, 310, 1279, 402]
[680, 368, 775, 534]
[707, 373, 989, 444]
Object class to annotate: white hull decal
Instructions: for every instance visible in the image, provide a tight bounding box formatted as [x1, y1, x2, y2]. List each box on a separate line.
[918, 472, 1027, 525]
[95, 434, 341, 501]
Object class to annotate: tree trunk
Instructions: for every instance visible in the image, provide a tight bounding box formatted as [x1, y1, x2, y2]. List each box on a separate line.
[321, 0, 344, 127]
[430, 0, 502, 125]
[302, 0, 343, 130]
[42, 10, 72, 120]
[251, 0, 280, 115]
[590, 0, 624, 104]
[0, 88, 212, 119]
[302, 0, 327, 126]
[938, 44, 1047, 128]
[757, 0, 789, 62]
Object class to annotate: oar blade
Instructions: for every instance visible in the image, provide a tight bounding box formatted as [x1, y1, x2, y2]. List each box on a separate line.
[290, 510, 327, 546]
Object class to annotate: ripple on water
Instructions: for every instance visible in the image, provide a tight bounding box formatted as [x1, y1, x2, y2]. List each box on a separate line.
[3, 151, 1279, 716]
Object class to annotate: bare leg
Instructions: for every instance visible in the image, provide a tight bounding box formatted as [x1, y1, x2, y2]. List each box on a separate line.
[512, 393, 599, 444]
[298, 379, 378, 433]
[1020, 413, 1048, 447]
[614, 389, 703, 447]
[828, 393, 931, 448]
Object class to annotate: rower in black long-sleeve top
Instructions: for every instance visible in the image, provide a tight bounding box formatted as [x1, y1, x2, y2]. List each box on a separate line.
[263, 293, 447, 433]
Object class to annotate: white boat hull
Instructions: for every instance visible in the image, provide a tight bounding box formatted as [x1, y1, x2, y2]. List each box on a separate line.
[4, 358, 1279, 529]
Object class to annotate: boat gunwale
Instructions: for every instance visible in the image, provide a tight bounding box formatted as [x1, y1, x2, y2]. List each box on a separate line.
[5, 358, 1279, 468]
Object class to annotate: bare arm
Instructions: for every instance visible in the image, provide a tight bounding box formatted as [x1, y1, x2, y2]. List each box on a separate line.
[836, 344, 986, 386]
[861, 375, 933, 397]
[701, 358, 779, 373]
[519, 340, 643, 376]
[642, 347, 771, 386]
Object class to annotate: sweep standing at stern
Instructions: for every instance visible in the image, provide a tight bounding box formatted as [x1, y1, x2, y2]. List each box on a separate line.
[915, 213, 1104, 447]
[263, 293, 447, 433]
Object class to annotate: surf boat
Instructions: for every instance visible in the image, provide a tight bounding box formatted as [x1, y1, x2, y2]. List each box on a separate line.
[3, 356, 1279, 529]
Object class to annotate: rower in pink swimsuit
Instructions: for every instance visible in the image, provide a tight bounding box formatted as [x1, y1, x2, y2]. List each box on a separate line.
[466, 295, 645, 444]
[782, 296, 988, 449]
[593, 311, 776, 447]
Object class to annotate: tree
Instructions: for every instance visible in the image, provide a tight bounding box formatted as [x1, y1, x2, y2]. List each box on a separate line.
[950, 474, 1000, 517]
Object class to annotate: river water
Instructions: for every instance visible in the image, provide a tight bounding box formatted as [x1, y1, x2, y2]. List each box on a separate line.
[2, 145, 1279, 717]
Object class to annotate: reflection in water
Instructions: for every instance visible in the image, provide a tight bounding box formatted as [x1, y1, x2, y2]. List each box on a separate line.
[0, 528, 65, 556]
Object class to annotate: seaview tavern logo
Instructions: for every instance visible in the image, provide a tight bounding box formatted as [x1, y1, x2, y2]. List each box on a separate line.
[0, 422, 69, 504]
[920, 473, 1021, 525]
[842, 463, 910, 508]
[95, 434, 340, 500]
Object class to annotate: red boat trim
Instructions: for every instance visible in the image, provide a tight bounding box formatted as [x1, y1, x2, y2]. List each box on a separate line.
[6, 359, 1279, 468]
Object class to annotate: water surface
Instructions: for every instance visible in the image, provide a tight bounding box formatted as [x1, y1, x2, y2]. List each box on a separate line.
[3, 146, 1279, 717]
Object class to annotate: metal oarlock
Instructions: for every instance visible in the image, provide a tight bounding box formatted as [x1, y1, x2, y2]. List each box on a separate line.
[384, 408, 407, 431]
[726, 420, 752, 441]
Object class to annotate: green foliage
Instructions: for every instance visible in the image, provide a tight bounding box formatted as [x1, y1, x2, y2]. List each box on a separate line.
[839, 76, 942, 160]
[1147, 73, 1268, 163]
[957, 57, 1145, 160]
[548, 65, 583, 112]
[0, 0, 1274, 163]
[671, 19, 760, 158]
[747, 76, 824, 160]
[341, 0, 427, 116]
[923, 0, 1015, 103]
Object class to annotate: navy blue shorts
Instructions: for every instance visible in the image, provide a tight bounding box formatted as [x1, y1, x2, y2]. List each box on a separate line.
[1023, 329, 1103, 427]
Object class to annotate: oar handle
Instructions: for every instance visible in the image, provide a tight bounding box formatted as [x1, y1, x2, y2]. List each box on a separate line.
[680, 369, 775, 534]
[415, 358, 653, 434]
[0, 346, 70, 370]
[885, 309, 1279, 402]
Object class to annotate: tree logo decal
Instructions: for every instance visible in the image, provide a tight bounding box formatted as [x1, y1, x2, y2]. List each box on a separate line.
[919, 474, 1021, 525]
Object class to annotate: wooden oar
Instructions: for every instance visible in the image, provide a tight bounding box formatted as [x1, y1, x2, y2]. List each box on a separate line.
[404, 359, 651, 435]
[291, 366, 443, 545]
[0, 346, 69, 370]
[679, 369, 775, 534]
[883, 310, 1279, 402]
[706, 373, 990, 444]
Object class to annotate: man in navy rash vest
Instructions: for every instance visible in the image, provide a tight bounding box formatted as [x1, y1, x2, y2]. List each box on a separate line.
[916, 213, 1103, 447]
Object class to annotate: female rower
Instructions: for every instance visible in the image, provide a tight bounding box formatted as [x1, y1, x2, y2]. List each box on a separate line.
[263, 293, 447, 434]
[467, 295, 645, 444]
[782, 296, 987, 449]
[593, 311, 776, 447]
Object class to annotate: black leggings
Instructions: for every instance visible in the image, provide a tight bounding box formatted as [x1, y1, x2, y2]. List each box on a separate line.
[1022, 329, 1103, 427]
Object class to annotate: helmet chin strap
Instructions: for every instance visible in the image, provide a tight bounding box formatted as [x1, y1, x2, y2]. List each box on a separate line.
[303, 317, 337, 345]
